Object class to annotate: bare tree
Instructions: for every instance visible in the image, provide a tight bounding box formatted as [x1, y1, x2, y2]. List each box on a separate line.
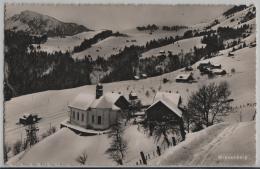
[142, 114, 186, 146]
[106, 120, 127, 165]
[187, 81, 231, 128]
[76, 151, 88, 165]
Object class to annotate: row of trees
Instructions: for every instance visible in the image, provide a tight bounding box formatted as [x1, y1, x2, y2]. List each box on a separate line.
[136, 24, 159, 31]
[73, 30, 128, 53]
[162, 25, 188, 31]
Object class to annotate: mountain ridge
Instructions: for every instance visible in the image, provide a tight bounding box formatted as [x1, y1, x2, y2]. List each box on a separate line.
[5, 10, 90, 37]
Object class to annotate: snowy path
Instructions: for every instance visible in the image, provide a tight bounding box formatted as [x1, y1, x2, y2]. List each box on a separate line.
[189, 123, 239, 165]
[154, 121, 255, 166]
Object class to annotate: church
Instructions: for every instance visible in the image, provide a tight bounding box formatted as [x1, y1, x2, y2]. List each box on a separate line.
[68, 84, 129, 130]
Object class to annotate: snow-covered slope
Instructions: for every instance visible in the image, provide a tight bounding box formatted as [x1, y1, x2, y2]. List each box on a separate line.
[5, 10, 89, 36]
[152, 121, 255, 166]
[141, 36, 205, 59]
[35, 30, 103, 53]
[72, 29, 187, 60]
[4, 40, 256, 146]
[7, 125, 164, 166]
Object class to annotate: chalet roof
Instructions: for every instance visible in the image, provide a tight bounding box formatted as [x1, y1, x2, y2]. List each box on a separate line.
[154, 92, 181, 106]
[68, 94, 95, 110]
[175, 73, 192, 80]
[69, 93, 125, 111]
[147, 92, 182, 117]
[212, 69, 226, 73]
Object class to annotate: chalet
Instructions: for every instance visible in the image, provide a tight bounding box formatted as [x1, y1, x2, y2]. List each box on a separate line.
[145, 92, 185, 140]
[175, 73, 194, 83]
[159, 50, 166, 55]
[197, 61, 212, 70]
[68, 84, 129, 130]
[146, 92, 182, 121]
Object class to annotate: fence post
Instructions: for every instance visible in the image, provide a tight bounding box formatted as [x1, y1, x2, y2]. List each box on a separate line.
[172, 137, 176, 146]
[156, 146, 161, 156]
[140, 151, 147, 165]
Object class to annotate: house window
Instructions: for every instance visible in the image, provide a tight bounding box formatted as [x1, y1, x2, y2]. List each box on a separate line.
[77, 112, 79, 120]
[81, 114, 84, 121]
[98, 116, 102, 125]
[72, 111, 75, 119]
[92, 115, 95, 123]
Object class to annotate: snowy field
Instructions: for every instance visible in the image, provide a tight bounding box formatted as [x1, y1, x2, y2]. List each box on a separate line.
[34, 31, 102, 53]
[71, 29, 187, 60]
[141, 36, 206, 59]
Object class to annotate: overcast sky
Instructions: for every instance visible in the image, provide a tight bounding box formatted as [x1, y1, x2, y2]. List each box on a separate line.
[5, 4, 232, 30]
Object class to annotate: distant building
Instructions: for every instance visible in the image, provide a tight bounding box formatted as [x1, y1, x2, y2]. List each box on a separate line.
[134, 75, 140, 80]
[68, 84, 129, 130]
[175, 73, 194, 83]
[129, 91, 141, 110]
[212, 69, 227, 75]
[141, 73, 148, 79]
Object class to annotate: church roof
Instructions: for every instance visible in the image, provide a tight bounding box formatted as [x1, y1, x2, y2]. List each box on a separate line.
[68, 94, 95, 110]
[69, 92, 124, 111]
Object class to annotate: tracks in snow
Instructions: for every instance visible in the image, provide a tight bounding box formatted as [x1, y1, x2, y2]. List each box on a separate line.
[189, 123, 238, 166]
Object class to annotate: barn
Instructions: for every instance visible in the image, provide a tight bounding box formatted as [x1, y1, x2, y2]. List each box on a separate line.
[68, 84, 129, 130]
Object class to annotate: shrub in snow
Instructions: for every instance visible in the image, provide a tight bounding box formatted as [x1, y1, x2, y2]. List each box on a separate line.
[41, 126, 57, 140]
[231, 68, 236, 74]
[145, 90, 150, 98]
[76, 151, 88, 165]
[13, 140, 22, 155]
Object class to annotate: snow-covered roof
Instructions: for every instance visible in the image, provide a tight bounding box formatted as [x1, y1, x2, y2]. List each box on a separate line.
[212, 69, 225, 73]
[68, 94, 95, 110]
[129, 91, 137, 97]
[69, 93, 124, 111]
[91, 93, 121, 110]
[175, 73, 192, 80]
[154, 92, 181, 107]
[147, 92, 182, 117]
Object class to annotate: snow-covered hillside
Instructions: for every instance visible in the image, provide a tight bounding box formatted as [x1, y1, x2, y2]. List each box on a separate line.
[71, 29, 187, 60]
[4, 5, 256, 166]
[34, 31, 103, 53]
[5, 10, 89, 36]
[141, 36, 205, 59]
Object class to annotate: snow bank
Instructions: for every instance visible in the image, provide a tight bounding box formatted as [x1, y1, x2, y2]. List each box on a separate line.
[152, 121, 255, 166]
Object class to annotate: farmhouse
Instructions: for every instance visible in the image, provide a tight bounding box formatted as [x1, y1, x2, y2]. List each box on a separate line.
[146, 92, 182, 121]
[145, 92, 185, 140]
[68, 84, 129, 130]
[175, 73, 194, 83]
